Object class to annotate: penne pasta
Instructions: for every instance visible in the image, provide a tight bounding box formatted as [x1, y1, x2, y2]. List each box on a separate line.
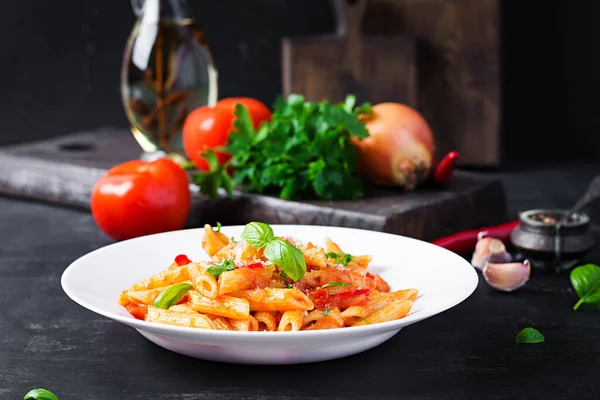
[218, 265, 273, 296]
[229, 316, 259, 332]
[352, 300, 413, 326]
[306, 308, 344, 330]
[232, 288, 314, 312]
[188, 264, 219, 299]
[278, 310, 304, 331]
[208, 315, 234, 331]
[254, 311, 277, 331]
[118, 265, 189, 305]
[340, 305, 369, 326]
[123, 287, 164, 305]
[120, 225, 418, 331]
[188, 290, 250, 320]
[146, 306, 216, 329]
[202, 224, 230, 256]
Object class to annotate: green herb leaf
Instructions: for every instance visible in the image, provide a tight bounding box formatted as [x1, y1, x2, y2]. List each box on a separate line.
[322, 282, 351, 288]
[339, 253, 353, 267]
[230, 237, 236, 243]
[241, 221, 275, 249]
[206, 259, 236, 279]
[215, 221, 222, 233]
[153, 283, 194, 309]
[325, 251, 353, 267]
[200, 94, 372, 201]
[323, 308, 331, 316]
[281, 271, 292, 288]
[362, 318, 368, 323]
[190, 149, 235, 199]
[515, 327, 545, 344]
[264, 239, 306, 282]
[24, 389, 59, 400]
[570, 264, 600, 310]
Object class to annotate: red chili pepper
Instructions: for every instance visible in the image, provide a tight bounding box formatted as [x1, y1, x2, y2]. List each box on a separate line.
[174, 254, 192, 266]
[431, 220, 519, 255]
[433, 151, 460, 184]
[242, 262, 264, 269]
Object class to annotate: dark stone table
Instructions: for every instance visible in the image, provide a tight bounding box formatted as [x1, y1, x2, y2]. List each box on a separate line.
[1, 163, 599, 399]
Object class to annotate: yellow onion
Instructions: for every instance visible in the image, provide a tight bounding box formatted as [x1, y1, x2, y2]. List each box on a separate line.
[353, 103, 436, 190]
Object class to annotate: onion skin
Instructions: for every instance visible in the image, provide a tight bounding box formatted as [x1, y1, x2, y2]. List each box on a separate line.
[353, 103, 435, 190]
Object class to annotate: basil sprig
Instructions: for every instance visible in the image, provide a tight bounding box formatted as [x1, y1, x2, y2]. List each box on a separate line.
[515, 327, 545, 344]
[326, 251, 353, 267]
[570, 264, 600, 310]
[241, 222, 306, 281]
[24, 389, 59, 400]
[206, 259, 235, 278]
[322, 282, 351, 288]
[153, 283, 194, 309]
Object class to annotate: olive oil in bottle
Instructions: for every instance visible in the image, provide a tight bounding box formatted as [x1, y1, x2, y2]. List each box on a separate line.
[121, 0, 218, 159]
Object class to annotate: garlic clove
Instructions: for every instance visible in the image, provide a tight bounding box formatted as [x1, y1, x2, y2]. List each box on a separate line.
[471, 236, 512, 269]
[482, 260, 530, 292]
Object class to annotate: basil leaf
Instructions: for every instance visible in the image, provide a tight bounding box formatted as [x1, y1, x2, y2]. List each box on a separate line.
[323, 308, 331, 316]
[24, 388, 59, 400]
[515, 327, 545, 344]
[570, 264, 600, 310]
[322, 282, 351, 288]
[325, 252, 339, 260]
[206, 259, 235, 279]
[215, 222, 222, 233]
[339, 253, 353, 267]
[153, 283, 194, 309]
[241, 222, 275, 249]
[264, 239, 306, 281]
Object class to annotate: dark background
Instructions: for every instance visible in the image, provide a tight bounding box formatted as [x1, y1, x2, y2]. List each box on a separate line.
[0, 0, 598, 166]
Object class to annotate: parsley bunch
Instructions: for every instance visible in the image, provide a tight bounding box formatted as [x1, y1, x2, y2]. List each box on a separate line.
[192, 94, 372, 200]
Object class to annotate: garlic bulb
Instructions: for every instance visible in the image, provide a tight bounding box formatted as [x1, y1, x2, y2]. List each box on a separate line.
[482, 260, 530, 292]
[471, 235, 511, 269]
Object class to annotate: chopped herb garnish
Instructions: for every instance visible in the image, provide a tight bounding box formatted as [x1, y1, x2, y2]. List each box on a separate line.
[281, 271, 292, 288]
[206, 259, 235, 278]
[215, 221, 222, 232]
[325, 251, 354, 267]
[322, 282, 351, 288]
[362, 318, 368, 323]
[230, 237, 236, 243]
[323, 308, 331, 316]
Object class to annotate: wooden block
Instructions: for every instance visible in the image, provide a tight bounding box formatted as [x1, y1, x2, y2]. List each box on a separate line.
[364, 0, 502, 166]
[0, 128, 508, 241]
[282, 0, 418, 106]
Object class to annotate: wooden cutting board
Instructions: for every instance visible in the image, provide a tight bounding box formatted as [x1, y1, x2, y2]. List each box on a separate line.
[282, 0, 418, 106]
[0, 128, 508, 241]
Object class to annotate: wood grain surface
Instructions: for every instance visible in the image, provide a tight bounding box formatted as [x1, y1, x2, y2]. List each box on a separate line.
[0, 128, 507, 241]
[364, 0, 502, 166]
[1, 164, 599, 399]
[282, 0, 418, 107]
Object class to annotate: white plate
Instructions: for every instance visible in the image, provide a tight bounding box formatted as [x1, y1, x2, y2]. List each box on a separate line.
[61, 225, 478, 365]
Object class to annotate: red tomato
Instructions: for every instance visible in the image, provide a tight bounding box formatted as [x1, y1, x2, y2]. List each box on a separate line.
[182, 97, 271, 171]
[125, 303, 148, 320]
[90, 158, 191, 241]
[216, 97, 272, 128]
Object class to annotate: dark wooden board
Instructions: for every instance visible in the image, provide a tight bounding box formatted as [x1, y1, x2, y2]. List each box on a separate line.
[282, 0, 418, 107]
[0, 128, 508, 241]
